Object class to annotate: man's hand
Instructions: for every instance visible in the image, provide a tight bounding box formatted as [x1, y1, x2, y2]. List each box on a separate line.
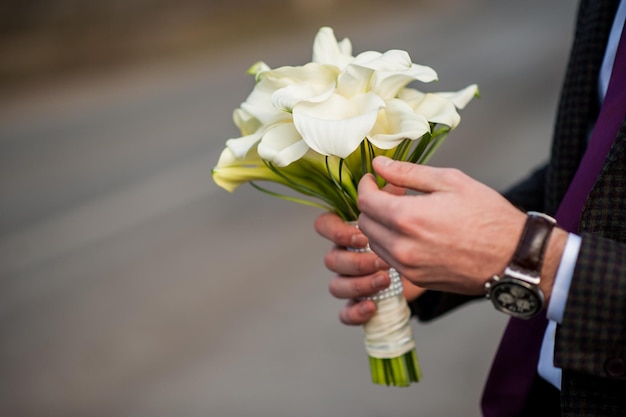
[314, 211, 424, 325]
[358, 156, 529, 295]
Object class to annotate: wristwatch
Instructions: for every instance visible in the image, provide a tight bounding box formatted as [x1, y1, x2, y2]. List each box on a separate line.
[484, 211, 557, 319]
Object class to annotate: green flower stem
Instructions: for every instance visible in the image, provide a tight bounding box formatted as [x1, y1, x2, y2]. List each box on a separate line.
[325, 157, 359, 220]
[418, 128, 451, 164]
[249, 182, 333, 211]
[368, 349, 422, 387]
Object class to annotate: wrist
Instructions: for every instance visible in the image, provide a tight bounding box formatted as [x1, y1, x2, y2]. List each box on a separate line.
[539, 226, 568, 304]
[485, 211, 557, 318]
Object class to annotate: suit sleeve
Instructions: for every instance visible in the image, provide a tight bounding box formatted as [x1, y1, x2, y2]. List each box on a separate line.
[555, 233, 626, 381]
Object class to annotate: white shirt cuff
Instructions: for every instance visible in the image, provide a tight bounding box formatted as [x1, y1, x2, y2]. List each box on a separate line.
[546, 233, 582, 324]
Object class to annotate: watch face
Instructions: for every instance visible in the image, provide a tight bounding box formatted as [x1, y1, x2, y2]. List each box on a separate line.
[490, 279, 543, 318]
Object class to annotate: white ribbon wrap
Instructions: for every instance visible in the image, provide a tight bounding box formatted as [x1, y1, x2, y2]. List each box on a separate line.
[347, 223, 416, 359]
[362, 268, 416, 358]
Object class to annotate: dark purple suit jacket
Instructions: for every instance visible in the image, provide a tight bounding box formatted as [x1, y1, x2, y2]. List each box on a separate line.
[410, 0, 626, 415]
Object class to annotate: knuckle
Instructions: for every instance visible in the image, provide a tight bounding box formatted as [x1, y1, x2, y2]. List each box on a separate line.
[441, 167, 466, 186]
[350, 278, 368, 297]
[397, 161, 417, 176]
[392, 245, 419, 267]
[355, 253, 378, 274]
[357, 193, 370, 213]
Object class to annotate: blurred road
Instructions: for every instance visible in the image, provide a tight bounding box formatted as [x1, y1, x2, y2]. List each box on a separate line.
[0, 1, 577, 416]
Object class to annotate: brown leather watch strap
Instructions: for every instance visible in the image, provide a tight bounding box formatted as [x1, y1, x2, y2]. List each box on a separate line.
[509, 212, 557, 277]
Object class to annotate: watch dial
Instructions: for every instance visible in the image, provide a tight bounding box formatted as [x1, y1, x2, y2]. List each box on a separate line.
[492, 282, 540, 316]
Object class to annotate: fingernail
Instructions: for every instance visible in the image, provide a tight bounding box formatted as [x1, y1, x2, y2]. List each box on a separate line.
[373, 273, 389, 289]
[350, 234, 368, 248]
[375, 155, 393, 167]
[374, 259, 389, 270]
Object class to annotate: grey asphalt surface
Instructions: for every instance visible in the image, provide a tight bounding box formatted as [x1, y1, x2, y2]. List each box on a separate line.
[0, 1, 578, 416]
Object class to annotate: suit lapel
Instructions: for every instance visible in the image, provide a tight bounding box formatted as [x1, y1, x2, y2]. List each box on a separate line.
[580, 119, 626, 240]
[546, 0, 620, 215]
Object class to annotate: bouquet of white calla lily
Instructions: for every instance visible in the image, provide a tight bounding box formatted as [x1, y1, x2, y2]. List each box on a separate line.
[212, 26, 479, 387]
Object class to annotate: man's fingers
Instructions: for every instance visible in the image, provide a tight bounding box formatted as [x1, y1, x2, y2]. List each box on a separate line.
[314, 211, 368, 248]
[339, 299, 377, 325]
[372, 156, 463, 193]
[328, 272, 390, 299]
[357, 174, 401, 224]
[381, 182, 406, 196]
[324, 247, 388, 276]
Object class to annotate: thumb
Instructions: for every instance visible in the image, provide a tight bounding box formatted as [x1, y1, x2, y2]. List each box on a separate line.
[372, 156, 450, 193]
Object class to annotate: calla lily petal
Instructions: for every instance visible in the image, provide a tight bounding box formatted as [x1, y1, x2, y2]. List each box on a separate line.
[353, 49, 411, 71]
[352, 49, 438, 98]
[262, 63, 338, 89]
[398, 88, 462, 128]
[436, 83, 480, 109]
[260, 63, 338, 112]
[272, 82, 335, 112]
[212, 147, 279, 192]
[233, 108, 262, 136]
[368, 99, 430, 149]
[312, 27, 354, 70]
[416, 93, 460, 128]
[225, 131, 263, 159]
[293, 93, 385, 158]
[242, 63, 337, 124]
[241, 84, 289, 125]
[336, 64, 374, 97]
[258, 123, 310, 166]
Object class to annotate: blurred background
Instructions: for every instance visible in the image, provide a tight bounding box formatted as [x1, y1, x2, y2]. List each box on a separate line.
[0, 0, 577, 416]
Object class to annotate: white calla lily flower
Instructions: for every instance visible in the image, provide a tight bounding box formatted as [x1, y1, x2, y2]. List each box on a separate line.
[398, 88, 461, 129]
[353, 50, 412, 72]
[336, 64, 373, 98]
[241, 63, 337, 124]
[368, 99, 430, 149]
[352, 49, 438, 99]
[312, 27, 354, 70]
[241, 84, 290, 126]
[213, 146, 286, 193]
[293, 92, 385, 158]
[262, 63, 338, 89]
[257, 123, 310, 167]
[435, 83, 480, 109]
[272, 81, 335, 112]
[225, 130, 264, 159]
[261, 63, 337, 112]
[233, 108, 261, 136]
